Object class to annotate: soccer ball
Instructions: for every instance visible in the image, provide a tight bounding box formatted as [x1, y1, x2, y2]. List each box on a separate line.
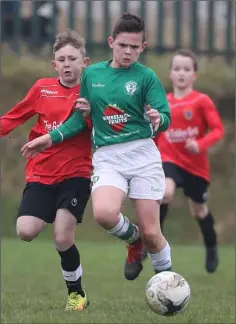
[145, 271, 191, 316]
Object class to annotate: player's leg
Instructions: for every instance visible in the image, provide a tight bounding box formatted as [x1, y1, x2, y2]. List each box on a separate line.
[185, 176, 219, 273]
[91, 169, 143, 276]
[134, 199, 172, 271]
[91, 169, 139, 242]
[92, 184, 144, 280]
[160, 162, 182, 230]
[16, 183, 53, 241]
[129, 170, 172, 277]
[188, 199, 218, 273]
[54, 177, 91, 311]
[92, 170, 147, 280]
[16, 216, 46, 241]
[160, 178, 176, 230]
[54, 209, 88, 311]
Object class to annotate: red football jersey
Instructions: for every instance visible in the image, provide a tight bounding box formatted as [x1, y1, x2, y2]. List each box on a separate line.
[1, 78, 92, 184]
[154, 90, 224, 181]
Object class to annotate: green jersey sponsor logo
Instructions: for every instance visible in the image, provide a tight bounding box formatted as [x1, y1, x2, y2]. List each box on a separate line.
[103, 104, 131, 132]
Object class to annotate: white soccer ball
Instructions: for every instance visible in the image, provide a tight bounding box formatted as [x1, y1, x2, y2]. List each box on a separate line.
[145, 271, 191, 316]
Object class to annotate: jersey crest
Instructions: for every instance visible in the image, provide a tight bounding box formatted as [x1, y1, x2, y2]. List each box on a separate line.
[124, 81, 138, 96]
[184, 107, 193, 120]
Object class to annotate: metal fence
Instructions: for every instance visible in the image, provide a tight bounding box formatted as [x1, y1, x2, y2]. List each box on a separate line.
[1, 0, 235, 61]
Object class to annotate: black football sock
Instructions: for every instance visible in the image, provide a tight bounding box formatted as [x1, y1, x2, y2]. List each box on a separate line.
[57, 244, 85, 297]
[196, 212, 217, 247]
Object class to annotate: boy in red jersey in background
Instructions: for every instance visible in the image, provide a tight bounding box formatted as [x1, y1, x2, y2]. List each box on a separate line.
[1, 29, 91, 310]
[155, 49, 224, 273]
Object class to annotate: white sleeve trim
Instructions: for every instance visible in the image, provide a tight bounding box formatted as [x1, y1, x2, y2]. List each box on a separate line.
[57, 129, 64, 142]
[159, 113, 164, 126]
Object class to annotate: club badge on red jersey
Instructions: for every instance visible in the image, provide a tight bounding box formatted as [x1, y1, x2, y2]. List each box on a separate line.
[184, 107, 193, 120]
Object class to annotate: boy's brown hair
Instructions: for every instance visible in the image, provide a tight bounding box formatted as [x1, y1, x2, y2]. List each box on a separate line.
[171, 49, 198, 72]
[112, 13, 146, 41]
[53, 29, 86, 57]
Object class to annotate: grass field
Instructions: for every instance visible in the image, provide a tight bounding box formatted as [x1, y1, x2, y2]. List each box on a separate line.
[1, 238, 235, 323]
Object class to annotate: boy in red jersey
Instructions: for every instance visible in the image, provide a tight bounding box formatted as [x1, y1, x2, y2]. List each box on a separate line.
[1, 29, 91, 310]
[155, 49, 224, 273]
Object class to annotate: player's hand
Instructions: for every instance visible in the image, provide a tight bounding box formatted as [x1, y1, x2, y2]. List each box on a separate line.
[185, 139, 200, 154]
[145, 105, 160, 132]
[74, 98, 91, 116]
[21, 134, 52, 158]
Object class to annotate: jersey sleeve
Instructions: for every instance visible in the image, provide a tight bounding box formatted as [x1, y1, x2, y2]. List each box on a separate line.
[0, 82, 38, 136]
[49, 110, 87, 144]
[196, 95, 224, 152]
[79, 69, 90, 101]
[144, 70, 170, 132]
[49, 70, 92, 145]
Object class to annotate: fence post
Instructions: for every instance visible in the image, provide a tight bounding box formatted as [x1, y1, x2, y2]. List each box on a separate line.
[68, 0, 76, 30]
[31, 0, 40, 51]
[85, 0, 93, 55]
[121, 0, 128, 14]
[207, 0, 215, 55]
[157, 0, 164, 53]
[226, 0, 233, 63]
[191, 0, 198, 53]
[139, 0, 146, 63]
[48, 1, 58, 46]
[174, 0, 182, 50]
[104, 0, 110, 42]
[139, 0, 146, 19]
[13, 1, 21, 55]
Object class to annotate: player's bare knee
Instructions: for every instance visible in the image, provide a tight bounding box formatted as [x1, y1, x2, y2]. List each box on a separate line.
[16, 221, 41, 241]
[162, 192, 173, 204]
[16, 227, 37, 242]
[54, 234, 73, 251]
[93, 204, 120, 228]
[163, 178, 175, 204]
[189, 200, 208, 219]
[194, 210, 208, 219]
[16, 216, 44, 242]
[54, 209, 76, 249]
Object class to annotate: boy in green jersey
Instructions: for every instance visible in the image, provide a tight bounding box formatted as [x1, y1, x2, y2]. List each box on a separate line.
[22, 13, 172, 281]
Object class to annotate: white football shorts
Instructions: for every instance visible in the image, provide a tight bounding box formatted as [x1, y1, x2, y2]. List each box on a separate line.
[91, 138, 165, 200]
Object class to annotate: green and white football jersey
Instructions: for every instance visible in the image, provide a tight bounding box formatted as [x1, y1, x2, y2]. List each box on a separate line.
[50, 61, 170, 149]
[80, 61, 170, 148]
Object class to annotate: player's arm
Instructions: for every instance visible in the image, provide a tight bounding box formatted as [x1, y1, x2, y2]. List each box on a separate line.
[49, 69, 91, 144]
[49, 110, 87, 144]
[0, 83, 38, 136]
[21, 110, 88, 158]
[145, 70, 170, 132]
[196, 96, 224, 152]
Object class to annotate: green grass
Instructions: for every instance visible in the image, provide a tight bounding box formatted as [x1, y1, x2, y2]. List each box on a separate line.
[1, 239, 235, 323]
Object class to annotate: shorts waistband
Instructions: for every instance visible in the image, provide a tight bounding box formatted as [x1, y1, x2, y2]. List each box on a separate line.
[95, 138, 154, 156]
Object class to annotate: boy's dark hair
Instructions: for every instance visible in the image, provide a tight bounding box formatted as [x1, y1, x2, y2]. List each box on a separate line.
[53, 29, 86, 56]
[171, 49, 198, 72]
[112, 13, 146, 41]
